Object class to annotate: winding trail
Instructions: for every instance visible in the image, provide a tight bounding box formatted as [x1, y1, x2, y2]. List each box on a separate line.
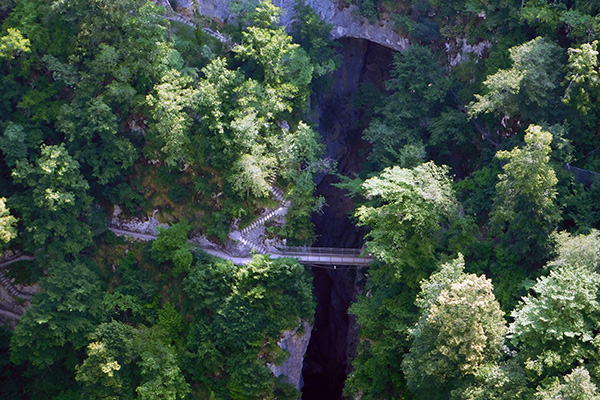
[0, 255, 35, 301]
[0, 179, 371, 320]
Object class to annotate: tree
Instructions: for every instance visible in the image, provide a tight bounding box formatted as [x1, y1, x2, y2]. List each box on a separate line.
[490, 125, 560, 266]
[135, 331, 190, 400]
[549, 230, 600, 271]
[563, 41, 600, 116]
[535, 367, 600, 400]
[0, 28, 30, 61]
[403, 255, 507, 399]
[151, 221, 194, 276]
[345, 162, 462, 399]
[356, 161, 459, 287]
[184, 254, 314, 399]
[10, 261, 103, 368]
[11, 143, 92, 259]
[363, 45, 451, 170]
[76, 321, 137, 400]
[508, 264, 600, 384]
[146, 69, 198, 167]
[0, 197, 17, 250]
[469, 37, 563, 125]
[57, 96, 137, 185]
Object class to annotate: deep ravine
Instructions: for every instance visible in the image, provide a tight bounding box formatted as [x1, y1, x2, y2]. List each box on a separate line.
[301, 38, 394, 400]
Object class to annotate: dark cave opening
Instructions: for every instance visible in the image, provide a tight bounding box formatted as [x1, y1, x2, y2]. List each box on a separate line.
[301, 38, 394, 400]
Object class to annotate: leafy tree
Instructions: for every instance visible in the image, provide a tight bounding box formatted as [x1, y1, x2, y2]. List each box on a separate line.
[453, 361, 530, 400]
[363, 45, 451, 170]
[135, 330, 190, 400]
[521, 1, 600, 42]
[490, 125, 560, 267]
[146, 69, 198, 167]
[564, 41, 600, 116]
[535, 367, 600, 400]
[0, 123, 42, 168]
[0, 27, 30, 61]
[403, 255, 507, 399]
[184, 254, 314, 399]
[509, 264, 600, 385]
[11, 143, 92, 259]
[0, 197, 17, 250]
[356, 161, 459, 287]
[346, 162, 462, 399]
[56, 96, 137, 185]
[469, 37, 563, 126]
[291, 1, 340, 78]
[10, 261, 103, 368]
[151, 221, 194, 276]
[549, 230, 600, 271]
[76, 321, 137, 400]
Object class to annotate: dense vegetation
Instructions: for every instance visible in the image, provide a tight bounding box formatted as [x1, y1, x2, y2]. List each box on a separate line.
[340, 0, 600, 399]
[0, 0, 322, 398]
[3, 0, 600, 399]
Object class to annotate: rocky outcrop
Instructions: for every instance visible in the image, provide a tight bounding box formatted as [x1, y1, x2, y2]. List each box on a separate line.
[169, 0, 409, 52]
[268, 319, 313, 391]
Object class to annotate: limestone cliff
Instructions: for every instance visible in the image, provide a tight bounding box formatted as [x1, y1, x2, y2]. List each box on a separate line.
[171, 0, 409, 51]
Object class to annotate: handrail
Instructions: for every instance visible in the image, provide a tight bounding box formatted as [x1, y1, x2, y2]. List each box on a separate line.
[278, 246, 366, 256]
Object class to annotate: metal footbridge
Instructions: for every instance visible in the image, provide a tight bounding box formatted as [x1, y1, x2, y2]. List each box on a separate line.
[273, 246, 373, 267]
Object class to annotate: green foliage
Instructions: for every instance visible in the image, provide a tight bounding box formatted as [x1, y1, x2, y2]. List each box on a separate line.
[151, 221, 194, 275]
[135, 332, 191, 400]
[521, 1, 600, 42]
[0, 27, 30, 61]
[0, 123, 42, 168]
[490, 125, 560, 266]
[11, 143, 92, 259]
[184, 254, 314, 399]
[146, 69, 198, 167]
[549, 230, 600, 270]
[10, 261, 103, 369]
[57, 96, 137, 185]
[535, 367, 600, 400]
[403, 255, 507, 398]
[291, 1, 340, 78]
[563, 40, 600, 129]
[76, 321, 137, 400]
[346, 163, 462, 399]
[356, 161, 459, 286]
[0, 197, 17, 249]
[470, 37, 564, 124]
[509, 264, 600, 384]
[363, 45, 451, 170]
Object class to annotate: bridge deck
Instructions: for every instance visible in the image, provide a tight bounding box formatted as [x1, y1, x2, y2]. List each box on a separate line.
[276, 247, 374, 266]
[110, 228, 373, 266]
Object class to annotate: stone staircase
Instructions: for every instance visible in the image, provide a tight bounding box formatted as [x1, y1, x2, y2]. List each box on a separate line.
[0, 269, 31, 300]
[235, 175, 288, 255]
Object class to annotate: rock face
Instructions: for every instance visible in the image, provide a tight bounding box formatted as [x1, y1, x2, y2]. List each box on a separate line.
[302, 38, 394, 400]
[173, 0, 409, 52]
[268, 319, 313, 391]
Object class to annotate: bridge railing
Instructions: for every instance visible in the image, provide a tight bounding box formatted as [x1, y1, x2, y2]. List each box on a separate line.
[277, 246, 367, 257]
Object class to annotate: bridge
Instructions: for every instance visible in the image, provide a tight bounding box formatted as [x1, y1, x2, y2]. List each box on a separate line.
[109, 228, 373, 268]
[274, 246, 373, 267]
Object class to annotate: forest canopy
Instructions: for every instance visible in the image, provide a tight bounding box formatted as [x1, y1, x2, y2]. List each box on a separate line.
[3, 0, 600, 399]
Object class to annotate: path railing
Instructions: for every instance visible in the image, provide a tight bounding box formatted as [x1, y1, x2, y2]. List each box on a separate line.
[276, 246, 373, 266]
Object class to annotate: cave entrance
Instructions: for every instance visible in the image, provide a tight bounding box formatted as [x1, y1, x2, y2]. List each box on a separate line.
[301, 38, 395, 400]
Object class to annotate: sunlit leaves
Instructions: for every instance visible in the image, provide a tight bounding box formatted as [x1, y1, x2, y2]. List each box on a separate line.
[0, 197, 17, 248]
[0, 28, 30, 61]
[404, 255, 507, 398]
[357, 161, 458, 273]
[147, 69, 198, 167]
[469, 37, 563, 123]
[490, 125, 559, 263]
